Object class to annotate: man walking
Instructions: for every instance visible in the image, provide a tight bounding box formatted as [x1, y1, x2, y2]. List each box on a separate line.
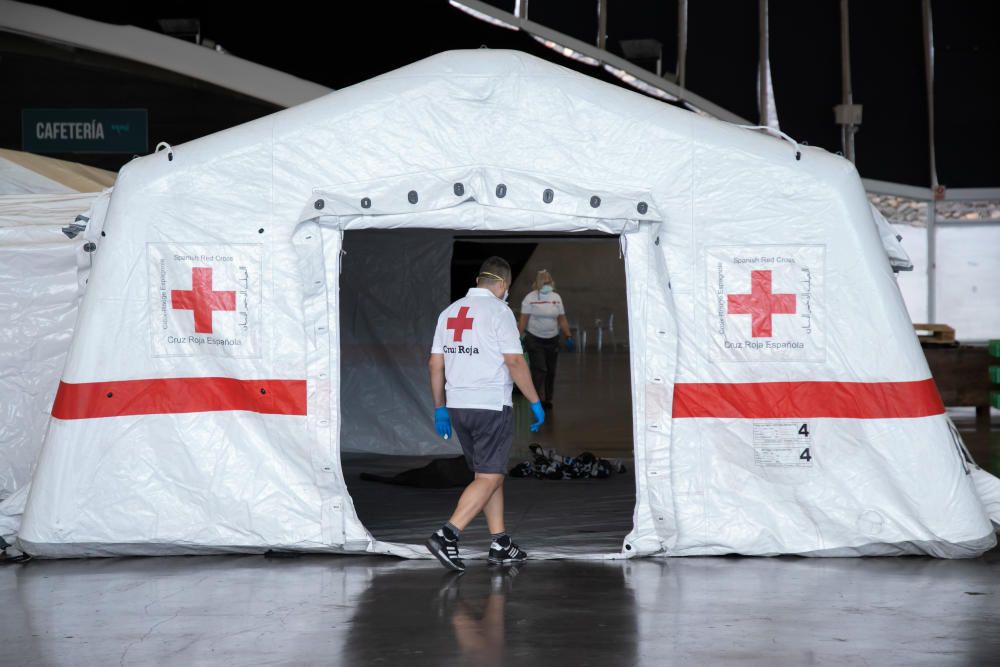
[426, 257, 545, 571]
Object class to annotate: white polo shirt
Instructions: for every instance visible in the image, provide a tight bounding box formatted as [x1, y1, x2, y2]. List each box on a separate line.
[521, 290, 566, 339]
[431, 288, 523, 410]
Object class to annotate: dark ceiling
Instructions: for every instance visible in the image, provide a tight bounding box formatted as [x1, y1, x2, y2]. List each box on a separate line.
[19, 0, 1000, 189]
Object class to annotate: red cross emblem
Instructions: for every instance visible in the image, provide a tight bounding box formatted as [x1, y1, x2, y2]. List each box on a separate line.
[446, 306, 475, 342]
[171, 267, 236, 334]
[727, 270, 796, 338]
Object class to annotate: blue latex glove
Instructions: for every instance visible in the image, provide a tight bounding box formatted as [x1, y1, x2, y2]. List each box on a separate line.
[565, 336, 575, 352]
[434, 407, 452, 439]
[529, 401, 545, 432]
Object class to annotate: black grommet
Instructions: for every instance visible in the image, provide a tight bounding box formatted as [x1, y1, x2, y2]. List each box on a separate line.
[496, 184, 507, 198]
[314, 199, 324, 210]
[637, 201, 648, 215]
[590, 195, 601, 208]
[795, 151, 802, 161]
[543, 188, 554, 204]
[408, 190, 419, 204]
[100, 231, 106, 237]
[167, 153, 173, 162]
[258, 228, 264, 234]
[624, 543, 632, 551]
[106, 392, 113, 398]
[83, 242, 97, 252]
[454, 183, 465, 196]
[260, 388, 267, 395]
[361, 197, 371, 209]
[654, 236, 660, 246]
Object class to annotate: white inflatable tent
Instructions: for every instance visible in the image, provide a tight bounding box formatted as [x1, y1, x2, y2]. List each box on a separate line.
[14, 50, 999, 559]
[0, 150, 113, 539]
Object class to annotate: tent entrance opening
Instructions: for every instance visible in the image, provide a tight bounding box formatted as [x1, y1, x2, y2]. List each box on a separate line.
[339, 229, 635, 555]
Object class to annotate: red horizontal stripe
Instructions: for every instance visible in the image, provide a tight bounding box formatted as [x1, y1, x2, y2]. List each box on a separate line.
[672, 379, 944, 419]
[52, 377, 307, 420]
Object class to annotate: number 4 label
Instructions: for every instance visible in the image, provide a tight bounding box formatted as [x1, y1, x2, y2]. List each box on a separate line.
[752, 420, 816, 467]
[797, 422, 813, 462]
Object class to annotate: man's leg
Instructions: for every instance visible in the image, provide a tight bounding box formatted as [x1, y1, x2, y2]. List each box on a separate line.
[448, 473, 504, 531]
[481, 480, 504, 535]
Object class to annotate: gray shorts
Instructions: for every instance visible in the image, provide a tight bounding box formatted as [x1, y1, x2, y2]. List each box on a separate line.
[449, 406, 513, 474]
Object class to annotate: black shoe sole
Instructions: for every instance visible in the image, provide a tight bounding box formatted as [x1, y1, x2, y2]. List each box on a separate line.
[426, 538, 466, 571]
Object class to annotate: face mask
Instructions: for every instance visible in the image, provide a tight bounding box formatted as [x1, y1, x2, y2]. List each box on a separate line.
[539, 284, 554, 295]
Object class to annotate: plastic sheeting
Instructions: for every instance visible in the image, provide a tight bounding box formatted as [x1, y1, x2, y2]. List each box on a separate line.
[340, 230, 454, 455]
[889, 221, 1000, 341]
[14, 50, 999, 559]
[0, 193, 101, 500]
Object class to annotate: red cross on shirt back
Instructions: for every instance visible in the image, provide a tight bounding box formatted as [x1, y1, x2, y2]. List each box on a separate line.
[171, 267, 236, 334]
[727, 269, 796, 337]
[447, 306, 475, 342]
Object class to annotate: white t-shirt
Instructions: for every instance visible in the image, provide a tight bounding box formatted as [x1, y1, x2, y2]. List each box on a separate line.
[431, 288, 523, 410]
[521, 290, 566, 339]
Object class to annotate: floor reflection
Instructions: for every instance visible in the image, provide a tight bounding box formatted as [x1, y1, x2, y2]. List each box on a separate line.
[340, 561, 638, 665]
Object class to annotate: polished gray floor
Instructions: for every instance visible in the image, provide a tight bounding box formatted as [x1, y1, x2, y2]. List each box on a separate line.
[2, 549, 998, 666]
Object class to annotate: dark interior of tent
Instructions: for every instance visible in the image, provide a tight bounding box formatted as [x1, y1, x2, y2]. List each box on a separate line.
[339, 229, 635, 554]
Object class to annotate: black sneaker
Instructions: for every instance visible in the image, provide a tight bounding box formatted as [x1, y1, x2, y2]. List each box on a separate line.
[488, 537, 527, 565]
[426, 531, 466, 571]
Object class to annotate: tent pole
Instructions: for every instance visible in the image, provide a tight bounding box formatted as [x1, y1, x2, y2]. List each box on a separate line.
[596, 0, 608, 50]
[927, 199, 936, 322]
[921, 0, 939, 191]
[758, 0, 768, 125]
[838, 0, 857, 162]
[921, 0, 938, 322]
[677, 0, 688, 89]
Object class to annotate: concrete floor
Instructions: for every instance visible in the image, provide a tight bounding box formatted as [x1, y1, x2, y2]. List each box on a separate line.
[2, 550, 998, 666]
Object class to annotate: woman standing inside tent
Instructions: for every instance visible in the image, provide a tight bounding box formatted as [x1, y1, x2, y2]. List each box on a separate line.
[518, 270, 574, 409]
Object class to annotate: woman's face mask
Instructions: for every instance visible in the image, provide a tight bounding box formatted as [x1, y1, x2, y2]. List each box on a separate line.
[539, 283, 554, 295]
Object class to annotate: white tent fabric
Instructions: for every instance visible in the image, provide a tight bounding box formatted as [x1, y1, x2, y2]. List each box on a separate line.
[14, 50, 998, 559]
[0, 182, 112, 548]
[0, 150, 114, 514]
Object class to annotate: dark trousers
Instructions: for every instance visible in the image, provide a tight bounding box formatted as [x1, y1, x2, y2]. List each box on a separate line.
[524, 332, 559, 402]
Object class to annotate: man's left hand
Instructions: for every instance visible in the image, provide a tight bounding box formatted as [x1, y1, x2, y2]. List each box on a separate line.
[529, 401, 545, 432]
[434, 407, 452, 439]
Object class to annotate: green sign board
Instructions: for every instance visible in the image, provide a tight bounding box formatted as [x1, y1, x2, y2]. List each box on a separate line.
[22, 108, 148, 154]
